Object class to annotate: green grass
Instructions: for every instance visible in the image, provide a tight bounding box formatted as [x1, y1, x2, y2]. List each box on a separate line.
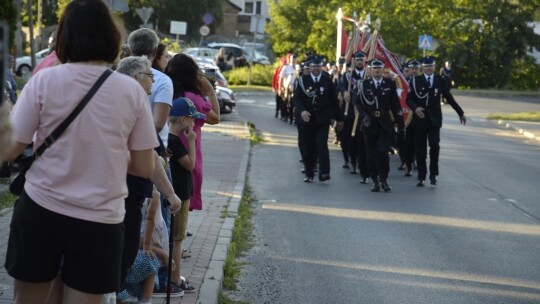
[229, 85, 273, 92]
[219, 183, 255, 304]
[486, 112, 540, 122]
[247, 122, 265, 146]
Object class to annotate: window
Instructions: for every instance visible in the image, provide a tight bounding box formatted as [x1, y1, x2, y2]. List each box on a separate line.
[255, 1, 262, 14]
[244, 2, 254, 14]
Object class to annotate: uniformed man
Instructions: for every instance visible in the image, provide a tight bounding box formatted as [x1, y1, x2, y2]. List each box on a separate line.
[356, 58, 405, 192]
[294, 56, 343, 182]
[400, 59, 421, 177]
[406, 56, 466, 186]
[340, 51, 370, 181]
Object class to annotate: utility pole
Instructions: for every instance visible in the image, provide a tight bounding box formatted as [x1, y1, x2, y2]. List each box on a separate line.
[15, 0, 22, 57]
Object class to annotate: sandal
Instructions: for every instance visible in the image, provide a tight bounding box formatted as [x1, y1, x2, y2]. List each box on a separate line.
[182, 249, 192, 258]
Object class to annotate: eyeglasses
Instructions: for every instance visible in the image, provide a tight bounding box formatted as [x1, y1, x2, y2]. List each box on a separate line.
[138, 72, 154, 79]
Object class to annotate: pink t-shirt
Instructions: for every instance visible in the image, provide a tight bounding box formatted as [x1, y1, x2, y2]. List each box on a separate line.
[10, 63, 158, 224]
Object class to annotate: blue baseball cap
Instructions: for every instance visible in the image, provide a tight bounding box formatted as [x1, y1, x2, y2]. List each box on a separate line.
[170, 97, 206, 119]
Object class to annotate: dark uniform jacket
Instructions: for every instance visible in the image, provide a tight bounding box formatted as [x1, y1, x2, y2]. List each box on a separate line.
[406, 74, 464, 129]
[356, 78, 404, 134]
[294, 73, 342, 126]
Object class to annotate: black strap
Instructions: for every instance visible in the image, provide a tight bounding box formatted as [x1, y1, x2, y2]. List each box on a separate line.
[35, 69, 112, 156]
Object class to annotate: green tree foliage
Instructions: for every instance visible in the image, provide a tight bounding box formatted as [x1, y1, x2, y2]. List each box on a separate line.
[0, 0, 17, 48]
[122, 0, 223, 44]
[268, 0, 540, 89]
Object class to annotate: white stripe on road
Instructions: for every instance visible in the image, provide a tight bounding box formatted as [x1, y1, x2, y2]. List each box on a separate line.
[237, 99, 256, 104]
[266, 102, 275, 106]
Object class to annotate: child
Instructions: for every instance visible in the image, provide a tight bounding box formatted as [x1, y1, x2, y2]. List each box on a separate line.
[117, 189, 182, 302]
[167, 97, 205, 292]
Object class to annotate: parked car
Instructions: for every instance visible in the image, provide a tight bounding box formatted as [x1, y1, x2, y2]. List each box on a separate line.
[182, 47, 218, 64]
[244, 49, 271, 65]
[15, 48, 50, 76]
[216, 86, 235, 114]
[197, 61, 228, 87]
[205, 42, 248, 68]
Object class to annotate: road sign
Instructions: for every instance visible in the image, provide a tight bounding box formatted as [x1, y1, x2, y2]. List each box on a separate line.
[136, 7, 153, 24]
[170, 21, 187, 35]
[418, 35, 433, 50]
[199, 25, 210, 37]
[202, 13, 214, 25]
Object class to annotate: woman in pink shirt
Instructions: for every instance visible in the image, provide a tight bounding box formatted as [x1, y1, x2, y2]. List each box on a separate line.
[166, 54, 220, 211]
[4, 0, 157, 303]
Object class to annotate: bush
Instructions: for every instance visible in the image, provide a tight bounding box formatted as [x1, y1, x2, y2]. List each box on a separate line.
[224, 64, 275, 87]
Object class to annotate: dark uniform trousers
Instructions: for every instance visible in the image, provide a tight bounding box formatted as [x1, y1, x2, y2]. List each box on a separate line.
[357, 78, 404, 182]
[406, 74, 464, 181]
[294, 73, 342, 178]
[339, 111, 357, 167]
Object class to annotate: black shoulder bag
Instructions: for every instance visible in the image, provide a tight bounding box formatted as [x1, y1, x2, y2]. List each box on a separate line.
[10, 69, 112, 196]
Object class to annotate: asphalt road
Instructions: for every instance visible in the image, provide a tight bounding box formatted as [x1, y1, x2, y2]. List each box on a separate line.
[223, 94, 540, 304]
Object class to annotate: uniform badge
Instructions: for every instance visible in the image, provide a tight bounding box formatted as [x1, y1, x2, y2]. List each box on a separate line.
[320, 87, 324, 94]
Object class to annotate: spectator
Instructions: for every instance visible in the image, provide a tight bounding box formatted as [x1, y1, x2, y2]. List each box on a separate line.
[167, 97, 203, 293]
[33, 32, 59, 75]
[152, 43, 171, 72]
[165, 53, 220, 213]
[3, 0, 157, 303]
[120, 44, 131, 59]
[215, 47, 227, 71]
[5, 55, 17, 103]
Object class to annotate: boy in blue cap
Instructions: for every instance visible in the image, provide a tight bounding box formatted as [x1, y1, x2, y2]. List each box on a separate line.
[166, 97, 206, 293]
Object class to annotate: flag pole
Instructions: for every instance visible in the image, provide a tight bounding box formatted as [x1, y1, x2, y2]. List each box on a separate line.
[336, 8, 343, 63]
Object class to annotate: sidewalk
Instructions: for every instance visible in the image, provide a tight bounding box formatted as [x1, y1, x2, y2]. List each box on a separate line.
[0, 119, 251, 304]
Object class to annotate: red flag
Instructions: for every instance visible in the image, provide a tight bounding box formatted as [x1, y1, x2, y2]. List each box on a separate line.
[341, 27, 348, 57]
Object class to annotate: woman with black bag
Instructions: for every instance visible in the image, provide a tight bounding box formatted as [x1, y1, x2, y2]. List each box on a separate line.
[2, 0, 158, 303]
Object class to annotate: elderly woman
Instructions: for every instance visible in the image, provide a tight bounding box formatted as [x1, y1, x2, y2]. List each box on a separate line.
[3, 0, 158, 303]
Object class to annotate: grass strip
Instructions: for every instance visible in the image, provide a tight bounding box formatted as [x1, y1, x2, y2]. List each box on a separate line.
[486, 112, 540, 122]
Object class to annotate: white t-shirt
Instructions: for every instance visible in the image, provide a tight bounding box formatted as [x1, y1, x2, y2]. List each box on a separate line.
[149, 68, 173, 146]
[279, 64, 296, 88]
[10, 63, 158, 224]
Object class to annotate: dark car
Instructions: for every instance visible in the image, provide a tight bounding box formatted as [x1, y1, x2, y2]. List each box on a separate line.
[206, 42, 248, 68]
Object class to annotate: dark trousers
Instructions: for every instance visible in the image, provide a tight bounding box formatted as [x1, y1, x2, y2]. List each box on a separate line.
[275, 94, 282, 117]
[355, 130, 370, 178]
[120, 192, 145, 288]
[296, 112, 305, 160]
[414, 127, 440, 180]
[401, 125, 416, 165]
[339, 118, 357, 167]
[363, 130, 391, 181]
[303, 124, 330, 177]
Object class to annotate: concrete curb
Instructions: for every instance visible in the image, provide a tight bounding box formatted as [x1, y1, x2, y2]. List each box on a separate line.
[453, 90, 540, 99]
[496, 120, 540, 143]
[197, 122, 251, 304]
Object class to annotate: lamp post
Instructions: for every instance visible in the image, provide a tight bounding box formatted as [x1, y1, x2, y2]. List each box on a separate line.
[336, 8, 343, 63]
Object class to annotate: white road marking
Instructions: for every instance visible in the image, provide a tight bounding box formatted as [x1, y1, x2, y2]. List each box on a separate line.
[237, 99, 256, 104]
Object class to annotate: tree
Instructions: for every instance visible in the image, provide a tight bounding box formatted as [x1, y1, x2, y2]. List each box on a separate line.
[0, 0, 18, 48]
[267, 0, 540, 89]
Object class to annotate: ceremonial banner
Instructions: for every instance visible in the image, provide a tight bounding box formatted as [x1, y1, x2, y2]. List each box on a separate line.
[362, 28, 412, 125]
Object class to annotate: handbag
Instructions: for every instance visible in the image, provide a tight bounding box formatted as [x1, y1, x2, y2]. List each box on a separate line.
[9, 69, 112, 196]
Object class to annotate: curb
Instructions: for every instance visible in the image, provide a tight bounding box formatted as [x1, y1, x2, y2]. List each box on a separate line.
[495, 119, 540, 143]
[234, 92, 273, 97]
[453, 90, 540, 99]
[197, 122, 251, 304]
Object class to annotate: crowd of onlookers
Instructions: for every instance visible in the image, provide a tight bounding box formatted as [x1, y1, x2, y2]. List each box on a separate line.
[1, 0, 220, 303]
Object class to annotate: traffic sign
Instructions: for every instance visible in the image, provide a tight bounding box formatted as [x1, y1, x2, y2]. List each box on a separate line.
[202, 13, 214, 25]
[418, 35, 433, 50]
[136, 7, 153, 24]
[199, 25, 210, 36]
[170, 21, 187, 35]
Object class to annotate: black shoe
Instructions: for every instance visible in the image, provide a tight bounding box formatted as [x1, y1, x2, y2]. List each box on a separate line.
[301, 168, 306, 174]
[398, 163, 406, 171]
[371, 181, 380, 192]
[417, 180, 425, 187]
[381, 180, 392, 192]
[319, 174, 330, 182]
[360, 177, 368, 184]
[405, 169, 413, 177]
[350, 169, 358, 175]
[299, 159, 303, 163]
[430, 175, 437, 185]
[304, 175, 314, 183]
[342, 163, 350, 169]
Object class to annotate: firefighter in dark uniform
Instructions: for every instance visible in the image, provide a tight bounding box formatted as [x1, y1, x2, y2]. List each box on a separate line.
[294, 56, 343, 182]
[406, 56, 466, 186]
[400, 59, 421, 177]
[340, 51, 370, 182]
[356, 58, 405, 192]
